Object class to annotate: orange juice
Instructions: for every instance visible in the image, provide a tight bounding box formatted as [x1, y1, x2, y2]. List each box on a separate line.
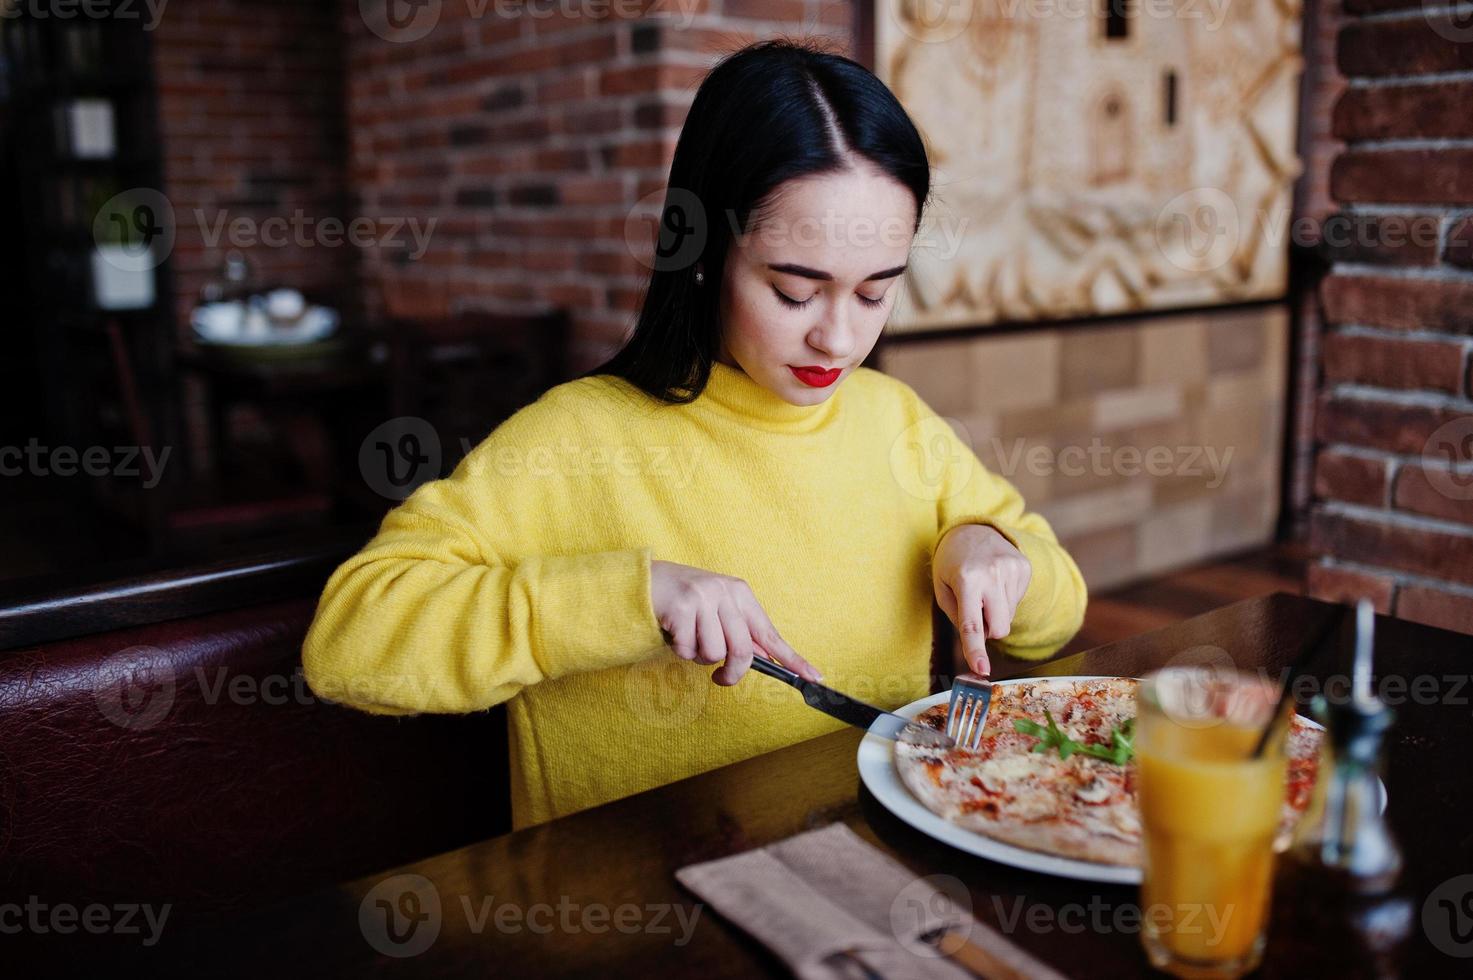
[1137, 668, 1287, 979]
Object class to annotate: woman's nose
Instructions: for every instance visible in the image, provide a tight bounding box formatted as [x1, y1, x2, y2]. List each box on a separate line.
[808, 304, 856, 360]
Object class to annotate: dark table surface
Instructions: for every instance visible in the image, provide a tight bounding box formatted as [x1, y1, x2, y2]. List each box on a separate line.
[30, 594, 1473, 975]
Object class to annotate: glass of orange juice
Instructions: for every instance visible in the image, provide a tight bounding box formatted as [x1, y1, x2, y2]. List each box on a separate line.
[1136, 665, 1290, 979]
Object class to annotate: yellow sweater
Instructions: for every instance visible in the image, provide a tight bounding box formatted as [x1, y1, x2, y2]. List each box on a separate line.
[301, 360, 1087, 829]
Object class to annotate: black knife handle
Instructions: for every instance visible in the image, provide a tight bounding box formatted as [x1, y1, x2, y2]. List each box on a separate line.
[750, 654, 803, 688]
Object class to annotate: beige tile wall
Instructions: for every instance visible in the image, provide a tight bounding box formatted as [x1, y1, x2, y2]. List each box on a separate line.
[884, 306, 1289, 591]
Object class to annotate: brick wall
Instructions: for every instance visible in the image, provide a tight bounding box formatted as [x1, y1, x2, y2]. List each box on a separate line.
[341, 1, 851, 371]
[152, 0, 354, 471]
[1305, 0, 1473, 634]
[153, 0, 354, 332]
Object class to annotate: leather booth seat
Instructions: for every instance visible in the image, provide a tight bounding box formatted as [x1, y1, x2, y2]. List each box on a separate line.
[0, 537, 510, 936]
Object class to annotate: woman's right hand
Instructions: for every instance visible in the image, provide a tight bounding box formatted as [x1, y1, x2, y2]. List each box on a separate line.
[650, 559, 824, 687]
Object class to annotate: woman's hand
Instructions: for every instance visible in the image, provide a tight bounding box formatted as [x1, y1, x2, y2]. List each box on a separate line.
[932, 524, 1032, 677]
[651, 559, 823, 686]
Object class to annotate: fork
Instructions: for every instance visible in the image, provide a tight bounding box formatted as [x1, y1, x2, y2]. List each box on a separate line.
[946, 672, 994, 752]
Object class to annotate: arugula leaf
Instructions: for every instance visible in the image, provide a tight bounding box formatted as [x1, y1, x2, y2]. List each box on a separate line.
[1012, 710, 1136, 766]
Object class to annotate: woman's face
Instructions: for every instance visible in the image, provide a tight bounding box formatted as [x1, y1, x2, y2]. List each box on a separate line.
[715, 166, 917, 405]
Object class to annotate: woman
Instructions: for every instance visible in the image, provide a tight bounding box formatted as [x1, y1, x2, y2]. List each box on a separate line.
[302, 39, 1087, 830]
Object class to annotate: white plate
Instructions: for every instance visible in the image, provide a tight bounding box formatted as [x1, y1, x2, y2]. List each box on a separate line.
[857, 676, 1385, 885]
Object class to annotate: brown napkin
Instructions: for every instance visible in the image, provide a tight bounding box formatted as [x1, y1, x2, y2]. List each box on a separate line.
[675, 822, 1066, 980]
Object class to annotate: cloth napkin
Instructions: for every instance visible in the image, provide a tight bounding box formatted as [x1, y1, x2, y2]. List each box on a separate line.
[674, 822, 1065, 980]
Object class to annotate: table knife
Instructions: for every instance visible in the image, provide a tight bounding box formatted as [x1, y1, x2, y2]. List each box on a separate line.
[749, 656, 955, 750]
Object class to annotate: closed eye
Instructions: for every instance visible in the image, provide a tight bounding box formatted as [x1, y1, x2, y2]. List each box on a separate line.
[772, 286, 887, 309]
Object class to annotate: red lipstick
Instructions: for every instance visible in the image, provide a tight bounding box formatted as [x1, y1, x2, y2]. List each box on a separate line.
[790, 365, 842, 388]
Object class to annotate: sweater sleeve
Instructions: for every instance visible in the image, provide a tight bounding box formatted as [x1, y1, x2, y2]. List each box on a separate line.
[901, 386, 1089, 662]
[301, 403, 669, 716]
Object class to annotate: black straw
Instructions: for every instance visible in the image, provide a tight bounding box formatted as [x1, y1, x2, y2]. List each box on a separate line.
[1251, 603, 1347, 758]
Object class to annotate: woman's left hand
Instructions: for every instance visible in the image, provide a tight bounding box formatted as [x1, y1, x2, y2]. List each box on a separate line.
[932, 524, 1032, 677]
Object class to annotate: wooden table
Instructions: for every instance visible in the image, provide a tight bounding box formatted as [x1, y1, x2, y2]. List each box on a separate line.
[32, 594, 1473, 975]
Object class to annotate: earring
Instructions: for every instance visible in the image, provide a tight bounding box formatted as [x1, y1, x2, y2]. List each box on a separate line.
[695, 269, 705, 284]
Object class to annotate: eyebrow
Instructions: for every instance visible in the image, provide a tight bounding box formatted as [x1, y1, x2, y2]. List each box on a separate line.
[766, 262, 908, 283]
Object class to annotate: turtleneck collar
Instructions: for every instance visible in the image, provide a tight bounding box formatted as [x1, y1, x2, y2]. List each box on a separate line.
[692, 360, 844, 433]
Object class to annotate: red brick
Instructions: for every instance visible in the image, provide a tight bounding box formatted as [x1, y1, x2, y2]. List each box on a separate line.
[1310, 509, 1473, 586]
[1306, 562, 1396, 614]
[1394, 464, 1473, 527]
[1338, 18, 1473, 78]
[1333, 81, 1473, 141]
[1315, 393, 1468, 455]
[1320, 275, 1473, 334]
[1322, 333, 1466, 393]
[1331, 149, 1473, 206]
[1318, 212, 1440, 267]
[1313, 450, 1390, 507]
[1397, 585, 1473, 635]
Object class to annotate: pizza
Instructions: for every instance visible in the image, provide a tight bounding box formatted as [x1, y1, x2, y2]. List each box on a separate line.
[893, 677, 1323, 867]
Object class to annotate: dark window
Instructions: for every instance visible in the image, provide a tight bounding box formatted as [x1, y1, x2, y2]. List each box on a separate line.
[1163, 70, 1178, 126]
[1104, 0, 1131, 39]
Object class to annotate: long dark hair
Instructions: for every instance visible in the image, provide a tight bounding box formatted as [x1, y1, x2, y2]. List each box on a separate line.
[581, 38, 932, 404]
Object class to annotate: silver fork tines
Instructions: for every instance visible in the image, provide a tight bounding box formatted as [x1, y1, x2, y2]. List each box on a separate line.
[945, 674, 993, 752]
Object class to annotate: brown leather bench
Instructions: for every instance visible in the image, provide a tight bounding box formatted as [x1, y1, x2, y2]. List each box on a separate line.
[0, 531, 510, 936]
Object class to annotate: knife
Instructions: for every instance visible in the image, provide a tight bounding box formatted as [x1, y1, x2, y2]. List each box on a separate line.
[749, 655, 956, 750]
